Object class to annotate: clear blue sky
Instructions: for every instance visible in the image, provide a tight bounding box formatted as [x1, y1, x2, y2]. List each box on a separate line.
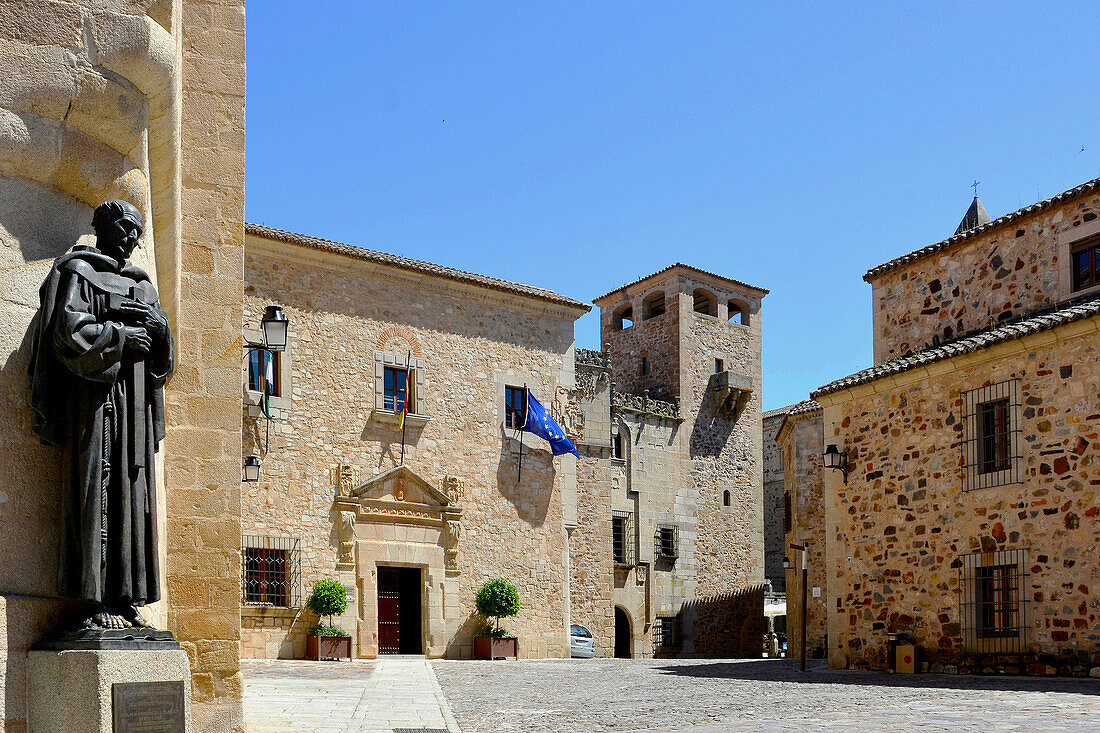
[245, 2, 1100, 411]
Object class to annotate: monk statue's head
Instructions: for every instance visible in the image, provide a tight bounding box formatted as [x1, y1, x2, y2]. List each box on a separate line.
[92, 200, 143, 263]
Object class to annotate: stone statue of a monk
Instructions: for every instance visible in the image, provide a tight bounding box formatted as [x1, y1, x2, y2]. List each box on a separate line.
[28, 199, 175, 631]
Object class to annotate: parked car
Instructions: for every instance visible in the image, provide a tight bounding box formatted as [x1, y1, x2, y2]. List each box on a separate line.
[570, 624, 596, 658]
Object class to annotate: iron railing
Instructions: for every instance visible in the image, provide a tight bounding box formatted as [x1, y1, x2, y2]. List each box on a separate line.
[612, 511, 635, 566]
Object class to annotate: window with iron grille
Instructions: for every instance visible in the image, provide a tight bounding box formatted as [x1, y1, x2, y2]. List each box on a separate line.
[612, 511, 635, 566]
[242, 535, 301, 608]
[959, 548, 1028, 653]
[654, 615, 680, 649]
[655, 524, 677, 560]
[962, 380, 1022, 491]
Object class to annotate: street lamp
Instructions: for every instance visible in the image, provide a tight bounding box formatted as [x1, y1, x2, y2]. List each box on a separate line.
[782, 556, 790, 570]
[243, 455, 261, 482]
[261, 305, 289, 352]
[823, 444, 848, 483]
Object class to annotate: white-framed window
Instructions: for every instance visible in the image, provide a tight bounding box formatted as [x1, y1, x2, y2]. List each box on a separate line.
[962, 380, 1022, 491]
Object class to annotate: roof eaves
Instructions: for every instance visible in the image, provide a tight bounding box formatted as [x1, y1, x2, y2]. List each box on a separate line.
[812, 294, 1100, 398]
[245, 223, 591, 312]
[864, 177, 1100, 283]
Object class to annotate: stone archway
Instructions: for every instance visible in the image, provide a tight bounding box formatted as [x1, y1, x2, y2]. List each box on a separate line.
[614, 607, 632, 658]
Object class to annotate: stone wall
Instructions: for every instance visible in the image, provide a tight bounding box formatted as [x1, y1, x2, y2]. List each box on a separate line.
[869, 188, 1100, 363]
[818, 320, 1100, 670]
[0, 1, 245, 729]
[777, 407, 827, 659]
[165, 1, 247, 729]
[762, 410, 788, 592]
[570, 446, 614, 656]
[240, 234, 586, 659]
[601, 279, 681, 402]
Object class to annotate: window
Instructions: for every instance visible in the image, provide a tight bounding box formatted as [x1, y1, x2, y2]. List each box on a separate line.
[1071, 235, 1100, 292]
[640, 357, 649, 376]
[715, 358, 724, 374]
[963, 380, 1021, 490]
[505, 385, 527, 429]
[723, 490, 731, 507]
[655, 524, 677, 560]
[612, 510, 635, 566]
[728, 300, 749, 326]
[383, 366, 413, 413]
[643, 292, 665, 320]
[242, 535, 301, 608]
[614, 305, 634, 331]
[959, 548, 1028, 653]
[693, 288, 717, 316]
[612, 431, 624, 459]
[247, 347, 280, 396]
[654, 615, 680, 649]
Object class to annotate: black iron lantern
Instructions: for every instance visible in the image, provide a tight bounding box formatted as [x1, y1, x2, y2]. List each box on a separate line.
[782, 556, 790, 570]
[243, 455, 261, 482]
[261, 305, 289, 352]
[823, 443, 849, 483]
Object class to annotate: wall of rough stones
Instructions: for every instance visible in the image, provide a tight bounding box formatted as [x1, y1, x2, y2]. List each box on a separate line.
[601, 281, 681, 402]
[570, 446, 615, 656]
[762, 410, 788, 592]
[240, 235, 586, 660]
[818, 322, 1100, 671]
[778, 408, 827, 659]
[869, 189, 1100, 363]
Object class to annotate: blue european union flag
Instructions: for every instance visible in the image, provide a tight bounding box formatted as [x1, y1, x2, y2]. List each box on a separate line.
[523, 391, 580, 458]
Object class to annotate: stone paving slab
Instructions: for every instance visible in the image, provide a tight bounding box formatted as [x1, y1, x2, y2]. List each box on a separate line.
[432, 657, 1100, 732]
[243, 657, 460, 733]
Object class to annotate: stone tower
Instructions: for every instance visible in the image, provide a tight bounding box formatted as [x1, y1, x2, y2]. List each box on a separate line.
[594, 264, 767, 653]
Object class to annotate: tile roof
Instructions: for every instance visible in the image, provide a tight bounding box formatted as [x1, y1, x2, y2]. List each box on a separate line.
[813, 294, 1100, 398]
[245, 223, 591, 311]
[763, 400, 821, 420]
[864, 177, 1100, 282]
[593, 263, 768, 303]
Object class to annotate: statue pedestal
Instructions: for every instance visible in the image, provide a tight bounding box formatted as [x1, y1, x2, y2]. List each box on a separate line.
[27, 647, 192, 732]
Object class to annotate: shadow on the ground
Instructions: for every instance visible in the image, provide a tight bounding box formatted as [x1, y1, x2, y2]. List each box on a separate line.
[655, 659, 1100, 695]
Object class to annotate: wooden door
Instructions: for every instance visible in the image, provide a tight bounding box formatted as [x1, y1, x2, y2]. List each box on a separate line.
[378, 566, 402, 654]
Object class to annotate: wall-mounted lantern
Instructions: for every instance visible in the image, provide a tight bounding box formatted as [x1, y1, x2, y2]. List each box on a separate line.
[260, 305, 289, 352]
[243, 455, 261, 482]
[823, 444, 849, 484]
[782, 556, 791, 570]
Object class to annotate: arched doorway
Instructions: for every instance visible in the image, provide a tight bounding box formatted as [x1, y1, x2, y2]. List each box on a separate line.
[614, 607, 632, 658]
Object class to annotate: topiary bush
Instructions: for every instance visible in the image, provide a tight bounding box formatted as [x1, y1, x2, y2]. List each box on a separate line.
[306, 579, 349, 635]
[475, 578, 520, 637]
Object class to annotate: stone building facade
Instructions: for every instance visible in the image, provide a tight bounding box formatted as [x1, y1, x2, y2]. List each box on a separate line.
[238, 237, 769, 660]
[1, 1, 247, 730]
[808, 180, 1100, 673]
[762, 408, 788, 594]
[775, 400, 827, 659]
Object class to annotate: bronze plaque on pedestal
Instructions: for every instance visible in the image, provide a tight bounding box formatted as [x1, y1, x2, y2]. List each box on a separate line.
[112, 681, 185, 732]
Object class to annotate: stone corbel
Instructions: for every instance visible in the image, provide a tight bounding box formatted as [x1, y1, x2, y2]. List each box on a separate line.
[712, 371, 754, 420]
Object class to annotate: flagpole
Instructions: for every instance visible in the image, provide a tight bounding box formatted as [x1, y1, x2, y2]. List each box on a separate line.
[400, 350, 411, 465]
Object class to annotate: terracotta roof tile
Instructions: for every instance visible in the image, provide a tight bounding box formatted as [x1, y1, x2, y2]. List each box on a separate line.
[246, 223, 591, 311]
[813, 294, 1100, 398]
[593, 263, 768, 303]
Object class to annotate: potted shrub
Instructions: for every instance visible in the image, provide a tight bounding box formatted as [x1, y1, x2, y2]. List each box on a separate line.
[473, 578, 520, 660]
[306, 579, 352, 661]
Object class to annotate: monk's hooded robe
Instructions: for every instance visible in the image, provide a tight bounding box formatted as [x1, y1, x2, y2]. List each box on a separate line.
[28, 245, 174, 605]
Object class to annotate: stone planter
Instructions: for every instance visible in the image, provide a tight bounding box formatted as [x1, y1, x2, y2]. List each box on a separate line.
[307, 634, 351, 661]
[474, 636, 518, 660]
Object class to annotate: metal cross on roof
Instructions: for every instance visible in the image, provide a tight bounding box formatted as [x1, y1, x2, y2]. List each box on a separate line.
[971, 180, 981, 197]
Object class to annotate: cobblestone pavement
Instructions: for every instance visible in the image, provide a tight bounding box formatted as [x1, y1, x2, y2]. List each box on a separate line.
[243, 657, 460, 733]
[432, 658, 1100, 733]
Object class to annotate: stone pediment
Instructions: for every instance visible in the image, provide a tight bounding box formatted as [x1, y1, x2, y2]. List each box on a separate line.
[348, 465, 451, 507]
